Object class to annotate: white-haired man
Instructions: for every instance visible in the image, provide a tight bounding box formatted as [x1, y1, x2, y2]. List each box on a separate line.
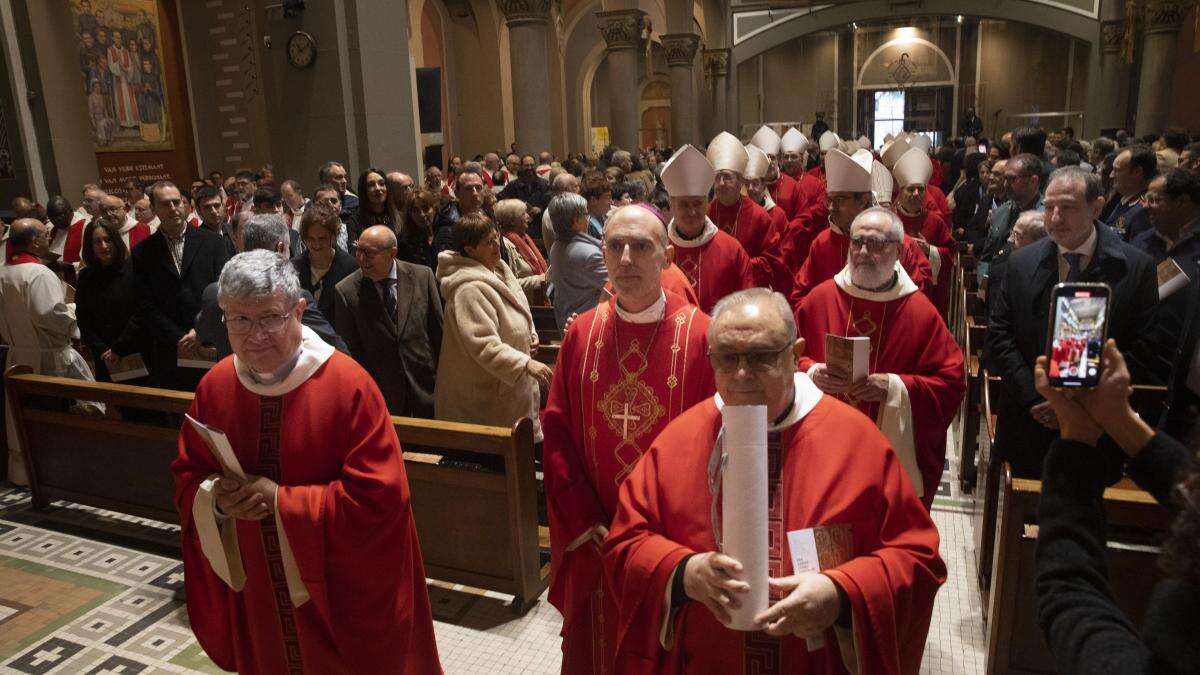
[543, 204, 716, 675]
[796, 207, 965, 507]
[605, 287, 944, 673]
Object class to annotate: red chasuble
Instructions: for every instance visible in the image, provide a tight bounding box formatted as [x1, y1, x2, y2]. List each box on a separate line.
[604, 385, 945, 674]
[789, 226, 932, 308]
[925, 185, 951, 221]
[795, 273, 965, 505]
[172, 347, 441, 675]
[669, 222, 755, 314]
[768, 172, 801, 221]
[794, 172, 827, 220]
[897, 208, 955, 317]
[62, 218, 88, 264]
[708, 196, 790, 293]
[543, 291, 716, 674]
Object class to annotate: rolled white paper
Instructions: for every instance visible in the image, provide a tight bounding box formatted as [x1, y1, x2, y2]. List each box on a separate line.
[720, 404, 769, 631]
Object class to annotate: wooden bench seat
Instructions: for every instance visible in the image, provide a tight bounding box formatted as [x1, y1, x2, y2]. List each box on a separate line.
[4, 367, 549, 614]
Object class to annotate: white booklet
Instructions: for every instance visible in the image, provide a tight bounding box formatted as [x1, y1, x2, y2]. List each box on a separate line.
[108, 354, 149, 382]
[184, 414, 246, 480]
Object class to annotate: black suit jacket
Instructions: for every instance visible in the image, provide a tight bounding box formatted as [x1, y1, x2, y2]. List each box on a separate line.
[131, 226, 230, 386]
[292, 249, 359, 321]
[332, 263, 443, 417]
[985, 223, 1159, 478]
[194, 283, 348, 359]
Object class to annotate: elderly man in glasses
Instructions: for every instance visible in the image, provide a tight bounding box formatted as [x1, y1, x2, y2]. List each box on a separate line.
[172, 250, 440, 674]
[604, 287, 944, 673]
[795, 207, 965, 508]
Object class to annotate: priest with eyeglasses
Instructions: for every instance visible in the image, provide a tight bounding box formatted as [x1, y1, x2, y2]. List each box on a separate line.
[604, 287, 944, 673]
[172, 250, 441, 674]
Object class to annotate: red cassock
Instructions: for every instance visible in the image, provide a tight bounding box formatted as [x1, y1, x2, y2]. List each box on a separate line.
[768, 172, 801, 221]
[604, 394, 946, 674]
[925, 185, 951, 222]
[789, 226, 932, 308]
[794, 172, 827, 220]
[172, 353, 441, 675]
[671, 228, 755, 314]
[543, 292, 716, 674]
[708, 196, 791, 294]
[897, 209, 955, 317]
[62, 218, 88, 264]
[795, 279, 966, 504]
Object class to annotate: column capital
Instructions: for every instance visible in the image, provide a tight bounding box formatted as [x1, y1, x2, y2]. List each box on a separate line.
[498, 0, 552, 26]
[1143, 0, 1194, 35]
[661, 33, 701, 67]
[596, 9, 646, 50]
[1100, 19, 1125, 53]
[702, 48, 730, 78]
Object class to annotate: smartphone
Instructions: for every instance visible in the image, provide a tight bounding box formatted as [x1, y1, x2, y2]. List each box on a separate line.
[1045, 283, 1111, 388]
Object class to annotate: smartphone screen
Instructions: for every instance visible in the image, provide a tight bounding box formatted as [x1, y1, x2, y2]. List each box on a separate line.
[1046, 283, 1111, 388]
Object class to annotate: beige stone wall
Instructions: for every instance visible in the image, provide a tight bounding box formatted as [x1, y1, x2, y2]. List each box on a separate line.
[737, 31, 837, 133]
[976, 19, 1086, 138]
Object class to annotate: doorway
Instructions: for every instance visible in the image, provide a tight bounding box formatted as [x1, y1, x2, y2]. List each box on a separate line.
[857, 85, 953, 145]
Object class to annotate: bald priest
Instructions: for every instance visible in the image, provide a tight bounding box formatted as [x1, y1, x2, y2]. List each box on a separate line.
[604, 288, 945, 674]
[172, 251, 440, 674]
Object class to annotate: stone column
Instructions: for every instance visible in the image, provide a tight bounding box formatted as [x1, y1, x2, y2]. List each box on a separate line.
[1094, 17, 1128, 133]
[596, 8, 645, 151]
[661, 33, 700, 146]
[1135, 0, 1194, 135]
[499, 0, 553, 153]
[703, 48, 730, 138]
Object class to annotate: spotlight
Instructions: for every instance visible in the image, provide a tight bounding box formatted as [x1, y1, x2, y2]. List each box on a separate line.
[956, 15, 963, 24]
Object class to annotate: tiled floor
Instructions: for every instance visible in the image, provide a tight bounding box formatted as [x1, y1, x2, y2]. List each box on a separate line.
[0, 436, 987, 674]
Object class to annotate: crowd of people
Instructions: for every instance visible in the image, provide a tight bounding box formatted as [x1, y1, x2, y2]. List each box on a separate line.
[1, 119, 1198, 673]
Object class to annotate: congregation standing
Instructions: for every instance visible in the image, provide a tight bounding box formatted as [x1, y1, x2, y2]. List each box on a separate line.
[1, 120, 1199, 674]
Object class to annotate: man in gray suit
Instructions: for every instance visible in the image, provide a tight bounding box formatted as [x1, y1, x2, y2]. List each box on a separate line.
[333, 225, 442, 417]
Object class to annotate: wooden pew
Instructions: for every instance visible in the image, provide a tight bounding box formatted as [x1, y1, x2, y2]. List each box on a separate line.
[531, 304, 561, 345]
[985, 463, 1171, 674]
[4, 368, 549, 614]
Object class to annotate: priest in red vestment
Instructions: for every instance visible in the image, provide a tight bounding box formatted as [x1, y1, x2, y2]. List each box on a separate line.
[544, 205, 716, 674]
[796, 208, 965, 506]
[891, 148, 955, 316]
[745, 145, 790, 244]
[172, 251, 441, 675]
[750, 126, 800, 221]
[791, 149, 932, 306]
[705, 132, 790, 294]
[604, 288, 945, 673]
[660, 145, 755, 313]
[787, 128, 827, 215]
[882, 134, 951, 222]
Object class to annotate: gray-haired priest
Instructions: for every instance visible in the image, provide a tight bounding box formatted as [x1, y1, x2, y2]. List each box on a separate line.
[171, 250, 441, 674]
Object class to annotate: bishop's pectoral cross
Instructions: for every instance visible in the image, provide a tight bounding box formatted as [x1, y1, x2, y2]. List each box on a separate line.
[613, 402, 642, 440]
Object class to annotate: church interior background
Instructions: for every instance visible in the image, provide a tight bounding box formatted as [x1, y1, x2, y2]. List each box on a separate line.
[0, 0, 1197, 672]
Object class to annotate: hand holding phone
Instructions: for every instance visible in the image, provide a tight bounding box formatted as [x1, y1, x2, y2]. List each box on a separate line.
[1045, 283, 1111, 389]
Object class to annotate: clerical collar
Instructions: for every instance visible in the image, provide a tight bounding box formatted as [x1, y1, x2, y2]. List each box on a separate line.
[896, 202, 923, 217]
[761, 193, 777, 212]
[247, 347, 303, 386]
[828, 221, 846, 236]
[614, 290, 666, 323]
[855, 270, 899, 293]
[667, 217, 718, 248]
[833, 262, 919, 302]
[713, 372, 823, 431]
[233, 326, 336, 397]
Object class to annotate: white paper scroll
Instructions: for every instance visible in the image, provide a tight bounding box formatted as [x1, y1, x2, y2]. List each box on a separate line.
[720, 404, 768, 631]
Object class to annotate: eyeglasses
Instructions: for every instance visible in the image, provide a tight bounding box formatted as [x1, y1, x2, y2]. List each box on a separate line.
[849, 236, 900, 252]
[355, 245, 391, 258]
[707, 345, 791, 373]
[222, 305, 297, 335]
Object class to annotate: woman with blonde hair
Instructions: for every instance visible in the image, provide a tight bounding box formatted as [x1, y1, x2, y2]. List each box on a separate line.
[493, 198, 548, 301]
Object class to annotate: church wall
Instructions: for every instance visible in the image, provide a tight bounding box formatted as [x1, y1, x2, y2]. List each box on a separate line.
[977, 20, 1085, 139]
[735, 31, 836, 133]
[1169, 7, 1200, 130]
[0, 1, 37, 205]
[442, 0, 509, 159]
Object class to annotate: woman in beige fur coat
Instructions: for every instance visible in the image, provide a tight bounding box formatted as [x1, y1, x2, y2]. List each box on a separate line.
[434, 213, 552, 441]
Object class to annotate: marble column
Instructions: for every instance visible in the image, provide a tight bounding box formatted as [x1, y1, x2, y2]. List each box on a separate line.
[499, 0, 553, 153]
[596, 8, 645, 151]
[703, 48, 730, 139]
[1135, 0, 1193, 136]
[1094, 1, 1129, 133]
[661, 33, 700, 146]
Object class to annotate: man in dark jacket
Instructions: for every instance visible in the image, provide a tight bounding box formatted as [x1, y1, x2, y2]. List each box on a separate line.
[986, 166, 1159, 479]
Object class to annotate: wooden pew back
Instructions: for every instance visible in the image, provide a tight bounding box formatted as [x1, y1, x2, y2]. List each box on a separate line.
[4, 367, 548, 612]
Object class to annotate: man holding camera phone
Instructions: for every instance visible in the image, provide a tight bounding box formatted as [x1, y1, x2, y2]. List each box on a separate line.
[986, 166, 1158, 480]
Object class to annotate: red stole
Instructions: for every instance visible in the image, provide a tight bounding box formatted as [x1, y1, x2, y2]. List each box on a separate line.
[503, 231, 548, 274]
[9, 252, 40, 265]
[543, 292, 714, 675]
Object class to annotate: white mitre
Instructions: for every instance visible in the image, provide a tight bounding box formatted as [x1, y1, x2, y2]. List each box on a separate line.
[750, 125, 782, 156]
[706, 131, 750, 175]
[819, 130, 841, 153]
[880, 134, 912, 169]
[893, 147, 934, 187]
[825, 149, 872, 193]
[857, 135, 872, 150]
[660, 145, 716, 196]
[871, 160, 895, 205]
[744, 145, 771, 181]
[781, 127, 808, 154]
[910, 133, 932, 153]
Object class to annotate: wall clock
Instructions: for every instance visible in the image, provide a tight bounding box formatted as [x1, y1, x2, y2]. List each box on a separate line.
[287, 31, 316, 69]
